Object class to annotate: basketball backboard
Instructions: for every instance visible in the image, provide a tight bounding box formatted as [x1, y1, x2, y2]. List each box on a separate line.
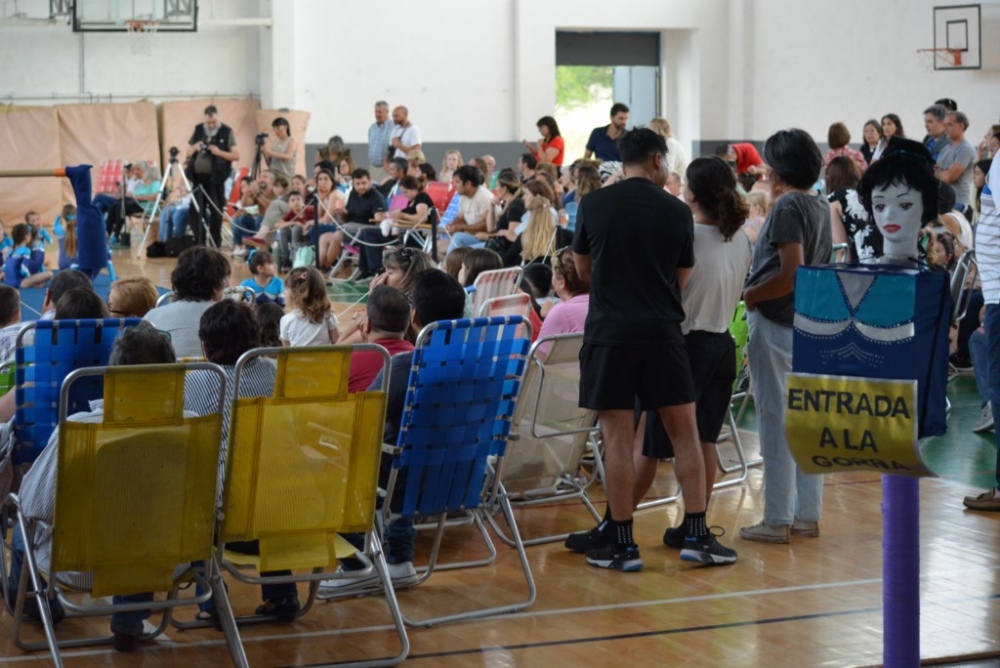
[73, 0, 198, 32]
[932, 4, 981, 70]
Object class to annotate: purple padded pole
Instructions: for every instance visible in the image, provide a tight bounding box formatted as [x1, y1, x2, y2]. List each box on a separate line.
[883, 474, 920, 667]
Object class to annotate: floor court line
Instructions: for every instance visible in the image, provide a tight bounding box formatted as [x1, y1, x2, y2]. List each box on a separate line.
[3, 572, 997, 664]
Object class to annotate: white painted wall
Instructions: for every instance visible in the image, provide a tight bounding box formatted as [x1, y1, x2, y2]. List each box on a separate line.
[751, 0, 1000, 147]
[1, 0, 998, 154]
[0, 0, 264, 104]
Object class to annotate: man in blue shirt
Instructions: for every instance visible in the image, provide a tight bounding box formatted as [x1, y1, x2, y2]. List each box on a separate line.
[367, 101, 396, 182]
[584, 103, 630, 162]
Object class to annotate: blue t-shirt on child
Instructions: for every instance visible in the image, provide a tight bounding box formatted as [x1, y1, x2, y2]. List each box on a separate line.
[240, 276, 285, 306]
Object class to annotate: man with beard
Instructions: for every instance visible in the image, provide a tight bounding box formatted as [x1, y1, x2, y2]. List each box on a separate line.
[584, 103, 630, 162]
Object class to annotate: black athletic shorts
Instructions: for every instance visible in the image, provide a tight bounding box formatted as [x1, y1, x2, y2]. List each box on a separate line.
[642, 330, 737, 458]
[579, 339, 695, 411]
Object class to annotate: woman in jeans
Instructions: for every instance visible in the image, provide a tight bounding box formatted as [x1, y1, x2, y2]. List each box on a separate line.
[740, 129, 832, 544]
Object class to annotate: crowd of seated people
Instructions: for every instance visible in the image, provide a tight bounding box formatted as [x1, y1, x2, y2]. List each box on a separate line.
[2, 94, 999, 659]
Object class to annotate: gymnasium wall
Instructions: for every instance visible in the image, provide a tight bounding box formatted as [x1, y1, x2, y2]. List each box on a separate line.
[750, 0, 1000, 148]
[0, 0, 998, 179]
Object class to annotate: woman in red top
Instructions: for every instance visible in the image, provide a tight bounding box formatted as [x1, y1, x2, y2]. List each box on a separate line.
[524, 116, 565, 166]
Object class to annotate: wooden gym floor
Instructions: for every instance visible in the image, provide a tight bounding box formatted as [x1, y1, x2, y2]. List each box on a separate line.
[0, 246, 997, 667]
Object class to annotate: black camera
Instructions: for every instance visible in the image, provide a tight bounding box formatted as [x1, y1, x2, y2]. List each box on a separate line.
[169, 146, 180, 158]
[255, 132, 268, 146]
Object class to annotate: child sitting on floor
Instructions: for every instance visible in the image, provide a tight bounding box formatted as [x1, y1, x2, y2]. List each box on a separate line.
[280, 267, 339, 346]
[4, 223, 52, 289]
[25, 211, 53, 246]
[240, 250, 285, 306]
[0, 221, 12, 261]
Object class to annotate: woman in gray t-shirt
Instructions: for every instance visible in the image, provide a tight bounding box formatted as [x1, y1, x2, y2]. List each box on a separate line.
[740, 129, 832, 545]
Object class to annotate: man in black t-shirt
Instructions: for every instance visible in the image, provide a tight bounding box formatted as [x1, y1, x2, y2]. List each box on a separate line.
[337, 168, 388, 280]
[186, 105, 239, 247]
[569, 128, 737, 572]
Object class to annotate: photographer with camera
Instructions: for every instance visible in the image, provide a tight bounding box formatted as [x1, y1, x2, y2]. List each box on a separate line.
[185, 105, 239, 247]
[261, 117, 297, 182]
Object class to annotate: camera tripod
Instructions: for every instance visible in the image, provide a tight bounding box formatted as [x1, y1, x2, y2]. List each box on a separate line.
[136, 149, 214, 257]
[250, 132, 268, 180]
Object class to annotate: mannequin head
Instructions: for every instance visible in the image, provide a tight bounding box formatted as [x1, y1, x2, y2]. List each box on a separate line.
[858, 138, 937, 262]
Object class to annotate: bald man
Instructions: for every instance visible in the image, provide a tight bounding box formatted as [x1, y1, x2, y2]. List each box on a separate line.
[389, 106, 422, 159]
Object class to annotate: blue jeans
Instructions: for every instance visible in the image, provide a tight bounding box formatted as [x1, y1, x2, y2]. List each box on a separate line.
[447, 232, 486, 254]
[158, 203, 191, 241]
[232, 215, 261, 246]
[7, 527, 150, 634]
[970, 327, 990, 407]
[986, 303, 1000, 487]
[747, 310, 824, 525]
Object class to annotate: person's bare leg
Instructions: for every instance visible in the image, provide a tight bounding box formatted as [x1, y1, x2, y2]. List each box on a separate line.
[599, 410, 637, 523]
[660, 403, 737, 564]
[702, 441, 718, 498]
[21, 272, 52, 289]
[632, 412, 659, 505]
[658, 403, 705, 513]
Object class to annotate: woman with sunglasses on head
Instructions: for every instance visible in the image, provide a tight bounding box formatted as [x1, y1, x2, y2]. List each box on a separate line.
[337, 247, 436, 344]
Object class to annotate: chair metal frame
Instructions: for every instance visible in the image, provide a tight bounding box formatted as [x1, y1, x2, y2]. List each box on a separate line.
[155, 286, 256, 309]
[183, 346, 409, 666]
[0, 363, 241, 667]
[13, 318, 141, 466]
[636, 302, 758, 511]
[947, 249, 978, 385]
[383, 316, 536, 627]
[471, 267, 523, 318]
[477, 292, 533, 319]
[830, 242, 850, 263]
[485, 333, 602, 546]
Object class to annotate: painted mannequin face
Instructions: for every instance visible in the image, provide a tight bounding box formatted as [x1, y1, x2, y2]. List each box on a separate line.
[870, 180, 923, 258]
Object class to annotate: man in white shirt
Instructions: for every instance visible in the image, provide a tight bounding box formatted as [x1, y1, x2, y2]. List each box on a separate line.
[965, 150, 1000, 511]
[389, 106, 422, 159]
[442, 165, 494, 255]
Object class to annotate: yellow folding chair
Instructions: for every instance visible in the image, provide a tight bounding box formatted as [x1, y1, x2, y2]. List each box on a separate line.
[209, 346, 408, 666]
[3, 363, 240, 667]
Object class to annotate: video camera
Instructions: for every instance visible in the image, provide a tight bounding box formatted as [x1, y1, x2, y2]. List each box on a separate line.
[255, 132, 268, 146]
[168, 146, 180, 159]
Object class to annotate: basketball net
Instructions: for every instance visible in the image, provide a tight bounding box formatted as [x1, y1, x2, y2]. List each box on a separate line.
[125, 19, 160, 33]
[916, 48, 962, 69]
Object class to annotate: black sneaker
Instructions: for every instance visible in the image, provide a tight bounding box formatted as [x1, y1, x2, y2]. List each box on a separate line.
[564, 522, 611, 554]
[680, 529, 737, 566]
[662, 525, 686, 549]
[585, 543, 643, 572]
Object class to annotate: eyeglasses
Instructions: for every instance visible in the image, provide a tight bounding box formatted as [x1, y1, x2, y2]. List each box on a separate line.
[385, 246, 414, 262]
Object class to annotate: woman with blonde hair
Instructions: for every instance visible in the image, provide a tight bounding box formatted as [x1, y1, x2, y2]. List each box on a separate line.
[107, 276, 158, 318]
[439, 150, 463, 183]
[649, 117, 689, 174]
[501, 183, 572, 266]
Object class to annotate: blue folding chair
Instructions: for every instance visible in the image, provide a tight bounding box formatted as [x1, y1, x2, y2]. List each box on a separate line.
[13, 318, 140, 464]
[384, 316, 536, 627]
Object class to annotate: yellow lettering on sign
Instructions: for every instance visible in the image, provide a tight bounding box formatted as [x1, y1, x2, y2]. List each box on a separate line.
[785, 373, 935, 478]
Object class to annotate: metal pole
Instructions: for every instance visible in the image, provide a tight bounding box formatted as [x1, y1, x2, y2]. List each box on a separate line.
[0, 169, 67, 178]
[883, 474, 920, 667]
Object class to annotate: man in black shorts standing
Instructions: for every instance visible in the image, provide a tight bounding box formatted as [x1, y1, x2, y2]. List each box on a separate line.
[570, 127, 737, 571]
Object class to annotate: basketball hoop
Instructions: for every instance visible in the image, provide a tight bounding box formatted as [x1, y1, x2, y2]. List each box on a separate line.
[125, 19, 160, 33]
[917, 48, 962, 70]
